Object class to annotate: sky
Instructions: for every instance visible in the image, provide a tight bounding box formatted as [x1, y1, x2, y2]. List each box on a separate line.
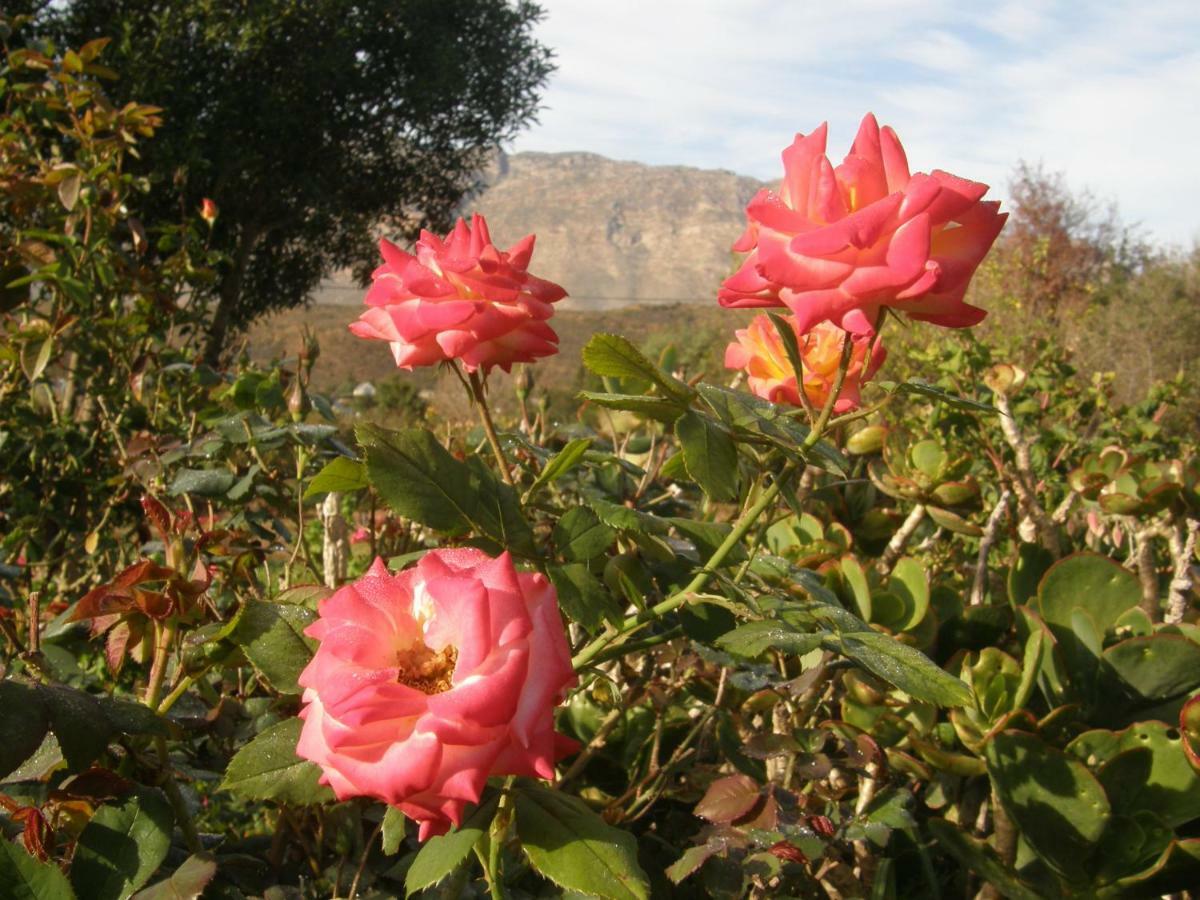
[509, 0, 1200, 248]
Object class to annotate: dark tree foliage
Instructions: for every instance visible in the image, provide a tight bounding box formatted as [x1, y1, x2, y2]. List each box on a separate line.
[35, 0, 554, 361]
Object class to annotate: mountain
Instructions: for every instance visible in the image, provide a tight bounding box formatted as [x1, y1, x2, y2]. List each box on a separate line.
[313, 151, 764, 310]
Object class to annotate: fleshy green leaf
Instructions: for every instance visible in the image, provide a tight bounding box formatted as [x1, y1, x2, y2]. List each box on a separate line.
[927, 820, 1042, 900]
[1037, 552, 1142, 633]
[515, 780, 650, 900]
[220, 717, 333, 805]
[987, 731, 1111, 882]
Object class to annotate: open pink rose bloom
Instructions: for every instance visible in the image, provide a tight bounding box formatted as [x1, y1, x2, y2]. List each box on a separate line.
[725, 317, 885, 413]
[296, 550, 578, 840]
[719, 113, 1006, 335]
[349, 213, 567, 372]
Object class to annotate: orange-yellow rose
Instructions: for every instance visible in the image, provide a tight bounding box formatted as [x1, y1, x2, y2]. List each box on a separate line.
[725, 317, 885, 413]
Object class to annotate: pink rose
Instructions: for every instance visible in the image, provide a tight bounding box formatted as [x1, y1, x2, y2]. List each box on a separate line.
[295, 551, 577, 840]
[349, 214, 567, 373]
[719, 113, 1006, 335]
[725, 317, 884, 413]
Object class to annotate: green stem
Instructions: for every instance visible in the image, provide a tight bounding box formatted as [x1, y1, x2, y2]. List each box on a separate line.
[573, 466, 793, 671]
[573, 332, 857, 674]
[144, 619, 178, 710]
[806, 332, 855, 444]
[466, 368, 515, 487]
[476, 786, 512, 900]
[141, 619, 201, 853]
[156, 666, 207, 717]
[154, 735, 203, 854]
[585, 625, 684, 668]
[823, 396, 891, 430]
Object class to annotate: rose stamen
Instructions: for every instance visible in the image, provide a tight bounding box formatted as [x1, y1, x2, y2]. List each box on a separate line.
[396, 642, 458, 695]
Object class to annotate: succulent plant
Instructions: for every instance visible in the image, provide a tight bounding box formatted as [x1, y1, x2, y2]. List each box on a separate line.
[766, 511, 852, 569]
[833, 555, 937, 649]
[868, 430, 981, 534]
[1068, 445, 1188, 516]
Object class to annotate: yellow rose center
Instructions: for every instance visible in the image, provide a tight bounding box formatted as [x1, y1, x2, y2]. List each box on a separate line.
[396, 642, 458, 695]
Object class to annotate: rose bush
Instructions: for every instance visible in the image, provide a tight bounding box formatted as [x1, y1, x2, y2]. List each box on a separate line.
[349, 213, 567, 372]
[8, 38, 1199, 896]
[718, 112, 1007, 335]
[295, 550, 577, 840]
[725, 317, 885, 412]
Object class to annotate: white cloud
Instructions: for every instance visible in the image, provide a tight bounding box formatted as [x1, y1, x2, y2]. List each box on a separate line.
[512, 0, 1200, 246]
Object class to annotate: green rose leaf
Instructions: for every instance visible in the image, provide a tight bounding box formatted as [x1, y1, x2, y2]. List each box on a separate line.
[230, 600, 317, 694]
[0, 841, 76, 900]
[220, 717, 333, 806]
[552, 506, 617, 562]
[548, 563, 623, 632]
[676, 410, 739, 502]
[129, 854, 217, 900]
[718, 621, 823, 658]
[358, 423, 535, 557]
[302, 456, 367, 499]
[577, 391, 686, 422]
[167, 468, 236, 498]
[527, 437, 594, 496]
[381, 807, 407, 856]
[515, 780, 650, 900]
[71, 788, 174, 900]
[581, 333, 693, 402]
[828, 630, 972, 707]
[0, 680, 49, 779]
[405, 794, 499, 894]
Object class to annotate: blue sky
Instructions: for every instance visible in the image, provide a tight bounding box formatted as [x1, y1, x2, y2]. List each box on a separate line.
[509, 0, 1200, 247]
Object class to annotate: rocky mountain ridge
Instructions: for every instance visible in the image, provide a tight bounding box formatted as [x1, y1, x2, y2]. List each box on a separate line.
[314, 150, 765, 310]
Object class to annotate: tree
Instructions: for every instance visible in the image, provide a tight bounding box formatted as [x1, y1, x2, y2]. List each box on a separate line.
[36, 0, 554, 362]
